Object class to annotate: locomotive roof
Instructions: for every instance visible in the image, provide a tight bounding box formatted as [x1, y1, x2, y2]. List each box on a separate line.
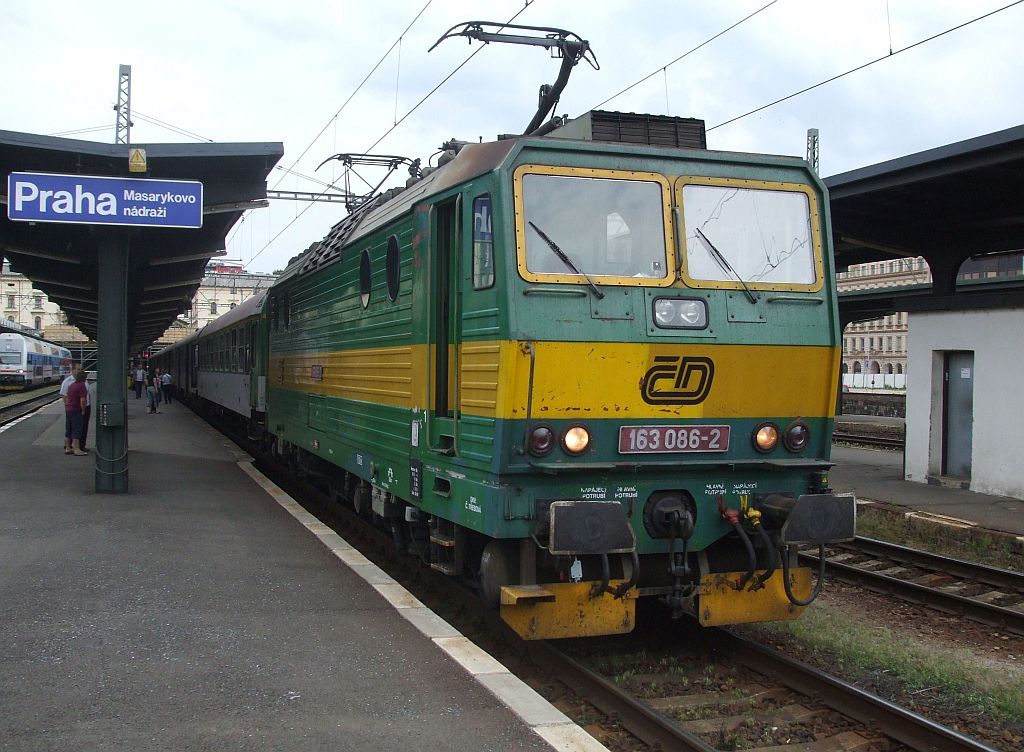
[275, 139, 518, 285]
[273, 131, 818, 287]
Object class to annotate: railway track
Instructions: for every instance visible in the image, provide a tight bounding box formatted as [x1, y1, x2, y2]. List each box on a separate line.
[0, 385, 60, 427]
[802, 537, 1024, 637]
[541, 631, 1002, 751]
[230, 430, 1001, 752]
[832, 430, 905, 450]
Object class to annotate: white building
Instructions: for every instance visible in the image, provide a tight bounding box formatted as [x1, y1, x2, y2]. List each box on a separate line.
[904, 308, 1024, 500]
[2, 258, 66, 335]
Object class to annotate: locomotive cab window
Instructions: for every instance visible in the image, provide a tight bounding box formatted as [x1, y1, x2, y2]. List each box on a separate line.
[676, 177, 824, 293]
[513, 165, 675, 287]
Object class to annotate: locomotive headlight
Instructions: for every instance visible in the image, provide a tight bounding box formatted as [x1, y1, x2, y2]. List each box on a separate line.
[753, 422, 780, 453]
[562, 425, 591, 455]
[529, 425, 555, 456]
[783, 421, 810, 452]
[654, 299, 678, 327]
[652, 298, 708, 329]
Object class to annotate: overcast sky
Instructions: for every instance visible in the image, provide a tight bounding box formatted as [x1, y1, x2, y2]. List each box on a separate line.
[3, 0, 1022, 273]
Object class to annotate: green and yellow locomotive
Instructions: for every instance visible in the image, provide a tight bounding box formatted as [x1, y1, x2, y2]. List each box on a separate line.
[254, 110, 855, 639]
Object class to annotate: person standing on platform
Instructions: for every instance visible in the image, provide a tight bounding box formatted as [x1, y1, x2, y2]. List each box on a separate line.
[80, 371, 96, 451]
[160, 369, 174, 405]
[65, 370, 88, 456]
[60, 361, 81, 454]
[153, 368, 163, 411]
[146, 368, 162, 414]
[134, 364, 145, 399]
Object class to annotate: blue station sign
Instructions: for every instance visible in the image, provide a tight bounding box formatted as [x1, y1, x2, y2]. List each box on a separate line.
[6, 172, 203, 229]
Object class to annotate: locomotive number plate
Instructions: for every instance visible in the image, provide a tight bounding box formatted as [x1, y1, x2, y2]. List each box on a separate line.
[618, 425, 730, 454]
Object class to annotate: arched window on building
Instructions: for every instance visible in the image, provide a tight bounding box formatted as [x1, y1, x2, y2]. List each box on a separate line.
[869, 361, 881, 374]
[34, 316, 41, 330]
[853, 362, 862, 374]
[885, 363, 893, 374]
[841, 363, 848, 374]
[896, 363, 904, 375]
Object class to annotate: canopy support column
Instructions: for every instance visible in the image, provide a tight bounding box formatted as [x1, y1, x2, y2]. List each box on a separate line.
[94, 229, 130, 493]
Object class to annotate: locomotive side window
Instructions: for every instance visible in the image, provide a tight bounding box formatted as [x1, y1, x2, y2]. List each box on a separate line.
[472, 195, 494, 290]
[360, 249, 372, 308]
[678, 178, 823, 292]
[386, 235, 400, 302]
[513, 166, 675, 287]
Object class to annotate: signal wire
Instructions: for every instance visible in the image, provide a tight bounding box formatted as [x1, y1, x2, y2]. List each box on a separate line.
[708, 0, 1024, 132]
[591, 0, 779, 111]
[245, 0, 539, 268]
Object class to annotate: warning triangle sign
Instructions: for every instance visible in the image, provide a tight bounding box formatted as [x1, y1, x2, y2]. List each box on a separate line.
[128, 148, 147, 173]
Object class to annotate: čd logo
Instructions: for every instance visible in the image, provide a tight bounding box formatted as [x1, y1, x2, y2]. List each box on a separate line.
[641, 356, 714, 405]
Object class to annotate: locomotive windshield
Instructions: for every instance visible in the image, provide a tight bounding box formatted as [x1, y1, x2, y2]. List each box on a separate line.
[680, 182, 821, 289]
[517, 170, 672, 284]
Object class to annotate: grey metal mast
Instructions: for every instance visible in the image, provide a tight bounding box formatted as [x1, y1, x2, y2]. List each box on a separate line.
[806, 128, 820, 174]
[114, 64, 132, 145]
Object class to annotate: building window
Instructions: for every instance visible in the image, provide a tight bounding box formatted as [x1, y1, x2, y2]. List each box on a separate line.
[5, 295, 13, 309]
[34, 295, 43, 308]
[210, 302, 217, 315]
[34, 316, 41, 330]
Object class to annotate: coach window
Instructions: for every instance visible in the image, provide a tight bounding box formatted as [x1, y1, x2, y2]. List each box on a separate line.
[385, 235, 401, 302]
[472, 195, 494, 289]
[360, 249, 372, 308]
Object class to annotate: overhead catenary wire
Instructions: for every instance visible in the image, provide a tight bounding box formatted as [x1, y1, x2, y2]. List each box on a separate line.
[245, 0, 539, 268]
[708, 0, 1024, 132]
[131, 109, 214, 142]
[361, 0, 537, 155]
[270, 0, 433, 191]
[591, 0, 779, 111]
[48, 125, 112, 137]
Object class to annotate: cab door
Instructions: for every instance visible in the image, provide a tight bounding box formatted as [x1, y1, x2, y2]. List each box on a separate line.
[428, 197, 461, 455]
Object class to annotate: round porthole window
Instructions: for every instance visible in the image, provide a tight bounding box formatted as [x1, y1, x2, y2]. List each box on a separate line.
[360, 249, 372, 308]
[386, 235, 400, 302]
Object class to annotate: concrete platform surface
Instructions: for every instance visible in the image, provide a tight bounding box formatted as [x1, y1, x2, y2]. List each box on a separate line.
[0, 397, 576, 752]
[831, 445, 1024, 537]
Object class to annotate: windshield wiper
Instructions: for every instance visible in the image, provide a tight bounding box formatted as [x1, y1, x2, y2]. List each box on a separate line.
[528, 221, 604, 299]
[694, 226, 757, 304]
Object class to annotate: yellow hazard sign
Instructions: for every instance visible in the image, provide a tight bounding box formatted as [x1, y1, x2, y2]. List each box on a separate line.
[128, 148, 147, 173]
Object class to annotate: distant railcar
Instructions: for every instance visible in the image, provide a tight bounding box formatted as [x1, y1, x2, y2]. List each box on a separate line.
[0, 332, 71, 390]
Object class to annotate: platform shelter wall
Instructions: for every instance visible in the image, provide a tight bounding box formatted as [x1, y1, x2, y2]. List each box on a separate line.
[905, 308, 1024, 499]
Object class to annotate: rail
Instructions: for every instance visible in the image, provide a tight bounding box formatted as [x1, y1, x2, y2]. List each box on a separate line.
[802, 536, 1024, 637]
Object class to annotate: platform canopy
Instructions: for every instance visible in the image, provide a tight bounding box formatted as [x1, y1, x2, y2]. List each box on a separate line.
[0, 130, 283, 352]
[826, 124, 1024, 294]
